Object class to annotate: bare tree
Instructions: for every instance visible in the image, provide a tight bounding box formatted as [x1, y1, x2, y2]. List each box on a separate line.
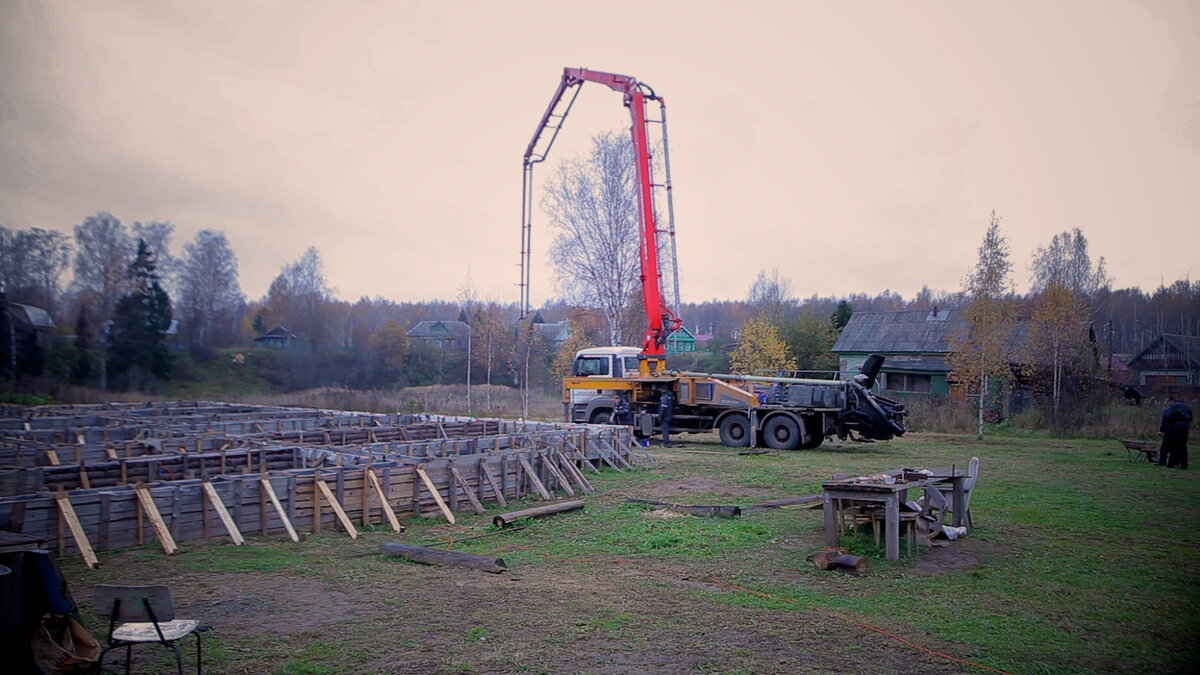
[0, 226, 71, 312]
[948, 212, 1019, 438]
[267, 247, 333, 352]
[70, 212, 136, 325]
[179, 230, 244, 348]
[1027, 227, 1108, 422]
[458, 272, 478, 411]
[544, 131, 641, 346]
[748, 267, 795, 322]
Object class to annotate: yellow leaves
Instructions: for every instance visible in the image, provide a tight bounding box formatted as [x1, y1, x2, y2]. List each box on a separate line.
[730, 315, 796, 375]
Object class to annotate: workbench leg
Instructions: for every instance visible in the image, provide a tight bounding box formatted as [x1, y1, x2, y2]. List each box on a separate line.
[822, 494, 839, 547]
[885, 496, 899, 561]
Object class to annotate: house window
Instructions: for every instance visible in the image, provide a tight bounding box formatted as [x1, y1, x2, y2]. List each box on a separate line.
[887, 373, 932, 394]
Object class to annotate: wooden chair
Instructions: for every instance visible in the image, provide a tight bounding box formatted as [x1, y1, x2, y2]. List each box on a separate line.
[93, 584, 206, 674]
[939, 456, 979, 529]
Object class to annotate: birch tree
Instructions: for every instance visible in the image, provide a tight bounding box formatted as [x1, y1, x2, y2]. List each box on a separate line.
[1026, 228, 1108, 422]
[178, 230, 244, 348]
[748, 267, 795, 322]
[71, 212, 136, 324]
[544, 131, 642, 346]
[731, 315, 796, 375]
[948, 212, 1018, 438]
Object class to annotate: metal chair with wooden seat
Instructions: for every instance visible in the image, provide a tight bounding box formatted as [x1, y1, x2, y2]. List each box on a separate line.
[93, 584, 207, 674]
[939, 456, 979, 529]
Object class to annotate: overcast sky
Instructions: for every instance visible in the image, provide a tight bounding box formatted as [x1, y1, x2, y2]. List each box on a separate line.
[2, 1, 1197, 309]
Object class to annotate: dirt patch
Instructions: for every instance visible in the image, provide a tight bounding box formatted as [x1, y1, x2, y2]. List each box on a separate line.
[652, 475, 775, 498]
[910, 543, 980, 576]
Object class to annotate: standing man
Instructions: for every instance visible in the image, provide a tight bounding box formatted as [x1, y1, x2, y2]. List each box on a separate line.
[657, 387, 676, 447]
[1158, 396, 1193, 469]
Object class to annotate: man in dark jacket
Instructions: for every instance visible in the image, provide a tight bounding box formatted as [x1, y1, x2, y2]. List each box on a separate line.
[1158, 396, 1192, 469]
[657, 388, 676, 447]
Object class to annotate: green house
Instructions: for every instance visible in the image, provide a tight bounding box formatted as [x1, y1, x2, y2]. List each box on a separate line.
[832, 309, 956, 396]
[665, 326, 697, 354]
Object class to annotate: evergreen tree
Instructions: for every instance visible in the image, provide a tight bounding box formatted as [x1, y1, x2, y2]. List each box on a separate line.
[107, 240, 174, 390]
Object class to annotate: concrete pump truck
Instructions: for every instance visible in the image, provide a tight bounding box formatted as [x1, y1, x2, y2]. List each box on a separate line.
[520, 67, 907, 449]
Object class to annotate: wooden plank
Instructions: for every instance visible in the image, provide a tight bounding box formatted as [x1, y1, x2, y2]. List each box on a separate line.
[201, 481, 245, 545]
[517, 454, 553, 501]
[260, 475, 300, 542]
[556, 452, 593, 494]
[366, 468, 404, 532]
[479, 459, 508, 507]
[540, 453, 575, 497]
[55, 491, 100, 568]
[45, 448, 60, 466]
[415, 465, 456, 524]
[134, 483, 179, 555]
[315, 477, 359, 538]
[448, 466, 486, 515]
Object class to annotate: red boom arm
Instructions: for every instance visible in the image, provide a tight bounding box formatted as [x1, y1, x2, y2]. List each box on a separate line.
[523, 67, 682, 358]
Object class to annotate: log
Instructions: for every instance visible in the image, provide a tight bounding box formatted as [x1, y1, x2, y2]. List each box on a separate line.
[492, 500, 585, 528]
[626, 498, 741, 518]
[379, 542, 507, 574]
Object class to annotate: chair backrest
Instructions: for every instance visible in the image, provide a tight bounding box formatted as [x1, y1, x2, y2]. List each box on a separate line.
[960, 456, 980, 510]
[93, 585, 176, 623]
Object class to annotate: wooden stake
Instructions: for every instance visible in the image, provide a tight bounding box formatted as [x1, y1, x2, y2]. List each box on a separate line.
[415, 465, 456, 524]
[449, 466, 486, 515]
[517, 454, 553, 501]
[201, 481, 245, 545]
[55, 489, 100, 569]
[315, 477, 358, 538]
[479, 459, 508, 507]
[541, 454, 575, 497]
[134, 483, 179, 555]
[260, 475, 300, 542]
[366, 468, 404, 532]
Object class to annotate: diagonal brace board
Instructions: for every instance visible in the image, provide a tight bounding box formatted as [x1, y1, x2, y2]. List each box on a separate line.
[366, 467, 405, 532]
[134, 482, 179, 555]
[416, 465, 457, 524]
[315, 476, 359, 538]
[55, 491, 99, 568]
[448, 466, 487, 515]
[260, 475, 300, 542]
[479, 458, 508, 507]
[517, 454, 553, 500]
[201, 481, 244, 545]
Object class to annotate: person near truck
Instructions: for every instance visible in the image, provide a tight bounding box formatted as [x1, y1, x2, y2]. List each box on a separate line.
[1157, 396, 1192, 469]
[657, 387, 676, 447]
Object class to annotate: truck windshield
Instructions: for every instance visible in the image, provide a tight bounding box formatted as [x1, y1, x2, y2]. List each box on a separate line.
[574, 357, 610, 377]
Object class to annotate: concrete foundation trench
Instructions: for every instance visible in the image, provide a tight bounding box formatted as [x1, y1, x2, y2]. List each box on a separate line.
[0, 401, 646, 566]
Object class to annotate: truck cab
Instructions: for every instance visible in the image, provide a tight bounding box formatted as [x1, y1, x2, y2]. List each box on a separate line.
[565, 347, 644, 424]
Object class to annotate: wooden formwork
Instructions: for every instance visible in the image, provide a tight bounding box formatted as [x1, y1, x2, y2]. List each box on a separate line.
[0, 402, 640, 566]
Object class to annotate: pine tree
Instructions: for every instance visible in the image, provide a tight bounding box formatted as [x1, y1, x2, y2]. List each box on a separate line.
[107, 240, 174, 390]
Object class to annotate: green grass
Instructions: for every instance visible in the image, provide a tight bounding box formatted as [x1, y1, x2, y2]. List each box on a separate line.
[61, 432, 1200, 674]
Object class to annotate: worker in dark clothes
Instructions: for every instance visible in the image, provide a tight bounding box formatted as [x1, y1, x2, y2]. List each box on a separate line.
[1157, 396, 1193, 469]
[657, 387, 676, 447]
[613, 393, 633, 427]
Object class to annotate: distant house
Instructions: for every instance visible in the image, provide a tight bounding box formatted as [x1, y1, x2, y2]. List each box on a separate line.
[407, 320, 470, 348]
[1126, 334, 1200, 389]
[7, 302, 56, 347]
[833, 308, 1099, 405]
[533, 321, 571, 346]
[665, 326, 697, 354]
[832, 308, 958, 396]
[253, 325, 298, 349]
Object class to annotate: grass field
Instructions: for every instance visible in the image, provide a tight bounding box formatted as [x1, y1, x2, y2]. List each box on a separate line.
[61, 431, 1200, 674]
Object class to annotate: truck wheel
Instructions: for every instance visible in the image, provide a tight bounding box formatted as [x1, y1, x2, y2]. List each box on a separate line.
[763, 416, 800, 450]
[589, 410, 613, 425]
[718, 414, 751, 447]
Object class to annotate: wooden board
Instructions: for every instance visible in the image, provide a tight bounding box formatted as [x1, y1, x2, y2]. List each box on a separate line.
[201, 481, 244, 545]
[416, 465, 456, 524]
[54, 492, 99, 568]
[366, 467, 404, 532]
[260, 476, 300, 542]
[315, 477, 358, 538]
[134, 483, 179, 555]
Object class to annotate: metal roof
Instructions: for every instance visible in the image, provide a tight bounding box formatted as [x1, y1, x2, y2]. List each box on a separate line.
[832, 309, 959, 354]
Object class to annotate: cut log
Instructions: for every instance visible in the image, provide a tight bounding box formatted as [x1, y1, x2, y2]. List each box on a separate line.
[380, 542, 507, 574]
[806, 548, 869, 574]
[492, 500, 585, 528]
[626, 498, 741, 518]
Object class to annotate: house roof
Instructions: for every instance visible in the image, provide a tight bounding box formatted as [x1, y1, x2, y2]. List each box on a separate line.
[254, 325, 297, 341]
[832, 309, 959, 354]
[1127, 334, 1200, 371]
[9, 302, 56, 330]
[407, 320, 470, 339]
[667, 326, 696, 341]
[533, 321, 570, 342]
